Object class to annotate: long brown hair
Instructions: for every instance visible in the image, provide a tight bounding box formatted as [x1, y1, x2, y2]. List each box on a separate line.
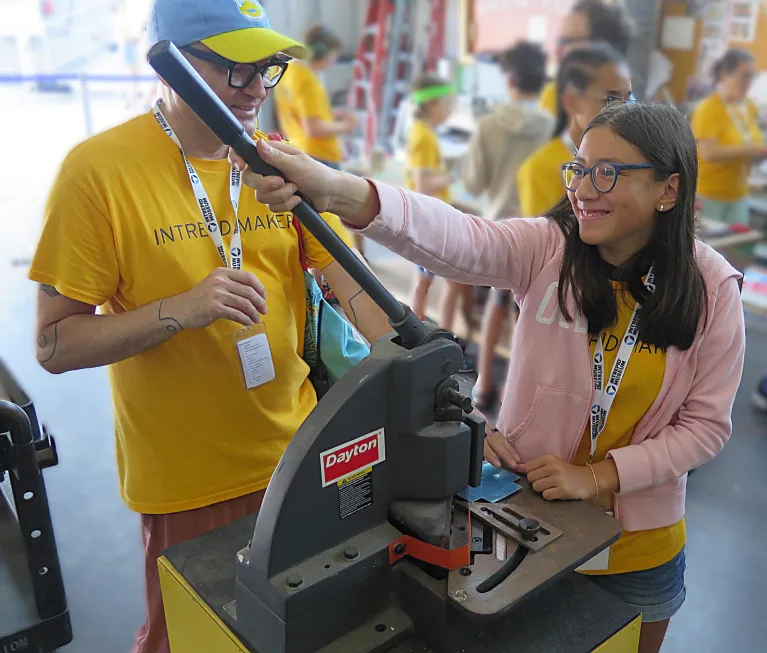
[549, 102, 707, 351]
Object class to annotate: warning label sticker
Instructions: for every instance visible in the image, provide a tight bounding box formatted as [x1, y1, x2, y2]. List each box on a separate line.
[338, 467, 373, 519]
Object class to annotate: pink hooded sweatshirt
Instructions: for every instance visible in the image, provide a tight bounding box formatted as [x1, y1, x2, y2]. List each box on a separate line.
[359, 181, 746, 532]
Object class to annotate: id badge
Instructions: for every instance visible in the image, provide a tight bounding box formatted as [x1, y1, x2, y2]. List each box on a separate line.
[232, 323, 276, 390]
[576, 511, 613, 572]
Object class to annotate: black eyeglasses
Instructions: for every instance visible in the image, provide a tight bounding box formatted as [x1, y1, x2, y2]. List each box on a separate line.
[181, 46, 289, 89]
[562, 161, 654, 194]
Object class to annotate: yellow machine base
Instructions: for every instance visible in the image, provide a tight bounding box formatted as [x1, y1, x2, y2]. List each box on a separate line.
[159, 556, 641, 653]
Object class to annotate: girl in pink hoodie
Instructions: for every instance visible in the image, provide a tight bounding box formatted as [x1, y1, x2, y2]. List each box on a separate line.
[235, 101, 745, 653]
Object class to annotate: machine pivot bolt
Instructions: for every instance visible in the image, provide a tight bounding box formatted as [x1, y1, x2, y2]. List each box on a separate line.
[519, 518, 541, 541]
[393, 542, 406, 555]
[286, 575, 304, 589]
[343, 546, 360, 560]
[442, 387, 473, 413]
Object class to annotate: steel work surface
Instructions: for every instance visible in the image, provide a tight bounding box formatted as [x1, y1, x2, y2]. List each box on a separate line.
[163, 507, 638, 653]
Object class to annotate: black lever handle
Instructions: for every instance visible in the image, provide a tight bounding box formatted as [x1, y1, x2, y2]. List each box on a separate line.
[462, 413, 485, 488]
[147, 40, 429, 349]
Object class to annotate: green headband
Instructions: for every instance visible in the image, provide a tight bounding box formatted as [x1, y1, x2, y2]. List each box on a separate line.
[411, 84, 455, 105]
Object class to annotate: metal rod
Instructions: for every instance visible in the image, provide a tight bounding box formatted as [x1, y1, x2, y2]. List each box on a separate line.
[79, 74, 93, 137]
[147, 41, 430, 347]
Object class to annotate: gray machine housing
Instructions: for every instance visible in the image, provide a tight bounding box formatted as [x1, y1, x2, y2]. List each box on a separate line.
[228, 332, 479, 653]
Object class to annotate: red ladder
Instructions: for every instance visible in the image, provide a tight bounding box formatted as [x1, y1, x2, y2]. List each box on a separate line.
[348, 0, 447, 158]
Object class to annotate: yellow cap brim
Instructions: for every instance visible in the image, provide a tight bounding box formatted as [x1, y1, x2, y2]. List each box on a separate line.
[202, 28, 308, 63]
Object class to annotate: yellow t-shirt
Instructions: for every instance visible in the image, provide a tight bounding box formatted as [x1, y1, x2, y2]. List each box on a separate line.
[29, 112, 352, 514]
[692, 93, 762, 202]
[274, 61, 343, 163]
[406, 119, 451, 204]
[539, 80, 557, 117]
[517, 137, 571, 217]
[573, 281, 685, 575]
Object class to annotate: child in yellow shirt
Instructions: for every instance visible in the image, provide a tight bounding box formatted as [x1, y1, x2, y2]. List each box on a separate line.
[274, 24, 364, 264]
[274, 24, 357, 168]
[692, 48, 767, 226]
[519, 43, 632, 218]
[406, 75, 474, 347]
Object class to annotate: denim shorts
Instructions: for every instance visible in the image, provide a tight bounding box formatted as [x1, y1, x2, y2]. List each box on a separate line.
[584, 548, 686, 623]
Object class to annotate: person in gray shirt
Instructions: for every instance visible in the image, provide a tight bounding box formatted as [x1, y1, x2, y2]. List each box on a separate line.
[463, 41, 554, 411]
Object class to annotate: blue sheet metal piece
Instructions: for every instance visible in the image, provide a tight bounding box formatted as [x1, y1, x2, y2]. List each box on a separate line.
[457, 462, 523, 503]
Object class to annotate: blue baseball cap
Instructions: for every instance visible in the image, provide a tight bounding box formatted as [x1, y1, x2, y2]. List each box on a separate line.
[147, 0, 308, 63]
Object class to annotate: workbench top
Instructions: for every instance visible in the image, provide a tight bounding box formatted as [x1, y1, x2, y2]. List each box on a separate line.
[164, 511, 640, 653]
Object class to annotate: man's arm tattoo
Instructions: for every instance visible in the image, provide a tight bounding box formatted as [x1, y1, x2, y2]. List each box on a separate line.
[346, 289, 364, 328]
[158, 299, 184, 333]
[37, 322, 58, 364]
[41, 284, 59, 297]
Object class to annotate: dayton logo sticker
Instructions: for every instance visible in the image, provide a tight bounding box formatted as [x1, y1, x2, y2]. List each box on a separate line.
[320, 429, 385, 487]
[234, 0, 265, 21]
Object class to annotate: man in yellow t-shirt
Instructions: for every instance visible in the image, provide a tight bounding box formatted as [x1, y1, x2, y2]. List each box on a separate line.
[274, 24, 358, 168]
[29, 3, 389, 652]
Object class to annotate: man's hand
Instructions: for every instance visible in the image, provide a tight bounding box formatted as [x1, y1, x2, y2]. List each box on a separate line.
[340, 112, 360, 133]
[521, 455, 597, 501]
[484, 425, 522, 472]
[164, 268, 268, 330]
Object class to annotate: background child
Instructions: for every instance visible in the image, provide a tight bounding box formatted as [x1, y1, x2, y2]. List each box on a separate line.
[274, 23, 364, 273]
[274, 24, 358, 169]
[539, 0, 634, 116]
[518, 43, 631, 219]
[406, 74, 474, 347]
[463, 41, 554, 410]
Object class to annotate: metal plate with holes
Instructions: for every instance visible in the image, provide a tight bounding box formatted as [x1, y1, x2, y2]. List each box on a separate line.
[463, 502, 562, 552]
[447, 478, 621, 618]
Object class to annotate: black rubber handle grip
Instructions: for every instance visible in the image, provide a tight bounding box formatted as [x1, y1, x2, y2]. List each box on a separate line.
[147, 41, 430, 347]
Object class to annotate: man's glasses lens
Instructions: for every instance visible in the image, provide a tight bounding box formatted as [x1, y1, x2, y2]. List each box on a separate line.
[563, 163, 618, 193]
[230, 61, 287, 88]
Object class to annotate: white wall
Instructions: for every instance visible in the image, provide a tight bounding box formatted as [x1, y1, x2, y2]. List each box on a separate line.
[261, 0, 365, 57]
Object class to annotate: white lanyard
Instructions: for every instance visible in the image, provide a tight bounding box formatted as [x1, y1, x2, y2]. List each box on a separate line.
[726, 100, 753, 144]
[589, 266, 655, 460]
[152, 101, 243, 270]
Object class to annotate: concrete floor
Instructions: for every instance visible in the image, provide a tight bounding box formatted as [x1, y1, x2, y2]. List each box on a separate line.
[1, 90, 767, 652]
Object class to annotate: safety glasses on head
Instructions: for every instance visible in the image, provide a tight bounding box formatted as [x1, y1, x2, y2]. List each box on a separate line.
[562, 161, 654, 194]
[181, 46, 289, 88]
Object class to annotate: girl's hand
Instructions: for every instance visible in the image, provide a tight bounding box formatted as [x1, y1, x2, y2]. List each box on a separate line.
[483, 424, 522, 472]
[229, 139, 339, 213]
[521, 455, 597, 501]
